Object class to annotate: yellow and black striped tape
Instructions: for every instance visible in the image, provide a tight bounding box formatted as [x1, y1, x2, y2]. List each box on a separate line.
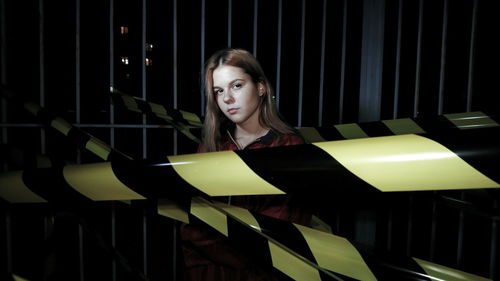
[176, 196, 491, 281]
[298, 111, 500, 143]
[23, 101, 132, 162]
[110, 90, 201, 143]
[0, 86, 130, 162]
[105, 89, 499, 145]
[2, 127, 499, 204]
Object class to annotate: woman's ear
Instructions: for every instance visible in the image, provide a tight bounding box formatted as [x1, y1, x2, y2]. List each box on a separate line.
[258, 82, 267, 96]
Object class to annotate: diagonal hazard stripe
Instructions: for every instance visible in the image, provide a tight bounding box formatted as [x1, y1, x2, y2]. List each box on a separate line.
[298, 111, 499, 143]
[294, 224, 376, 281]
[107, 87, 499, 147]
[414, 258, 491, 281]
[110, 90, 201, 143]
[2, 128, 499, 204]
[63, 162, 145, 201]
[334, 123, 369, 139]
[190, 197, 342, 281]
[233, 144, 377, 197]
[22, 166, 94, 203]
[382, 118, 426, 135]
[21, 101, 131, 162]
[111, 90, 203, 127]
[422, 126, 500, 183]
[0, 171, 46, 203]
[313, 134, 499, 192]
[444, 112, 500, 130]
[185, 197, 492, 281]
[168, 150, 285, 196]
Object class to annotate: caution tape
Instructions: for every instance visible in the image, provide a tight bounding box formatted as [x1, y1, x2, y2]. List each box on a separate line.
[109, 89, 201, 143]
[298, 111, 499, 143]
[0, 87, 132, 162]
[106, 89, 499, 144]
[23, 101, 132, 162]
[108, 87, 499, 145]
[0, 133, 496, 280]
[180, 196, 491, 281]
[2, 86, 498, 280]
[2, 127, 499, 204]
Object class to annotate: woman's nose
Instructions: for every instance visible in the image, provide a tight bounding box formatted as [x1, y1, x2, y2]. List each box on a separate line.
[223, 90, 234, 103]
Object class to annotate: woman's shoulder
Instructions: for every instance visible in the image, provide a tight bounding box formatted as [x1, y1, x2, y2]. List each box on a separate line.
[276, 131, 305, 146]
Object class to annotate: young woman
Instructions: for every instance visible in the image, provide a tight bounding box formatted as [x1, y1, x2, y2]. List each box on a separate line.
[181, 48, 310, 281]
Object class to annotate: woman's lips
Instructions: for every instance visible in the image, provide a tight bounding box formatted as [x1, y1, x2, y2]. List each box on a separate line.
[227, 108, 239, 114]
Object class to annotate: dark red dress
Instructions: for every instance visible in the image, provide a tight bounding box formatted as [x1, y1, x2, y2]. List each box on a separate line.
[181, 130, 309, 281]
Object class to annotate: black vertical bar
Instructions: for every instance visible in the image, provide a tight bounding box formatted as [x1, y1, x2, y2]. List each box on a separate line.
[406, 195, 413, 256]
[297, 0, 305, 127]
[76, 0, 81, 124]
[359, 0, 385, 122]
[173, 0, 178, 155]
[456, 192, 465, 268]
[339, 0, 347, 123]
[429, 192, 438, 260]
[490, 199, 498, 279]
[200, 0, 206, 116]
[141, 0, 148, 275]
[111, 203, 117, 281]
[393, 0, 402, 119]
[466, 0, 478, 112]
[387, 209, 393, 252]
[0, 0, 7, 171]
[172, 221, 178, 281]
[76, 0, 82, 164]
[142, 0, 147, 159]
[252, 0, 258, 57]
[109, 0, 116, 148]
[275, 0, 283, 107]
[39, 0, 46, 155]
[227, 0, 232, 47]
[413, 0, 423, 117]
[5, 209, 12, 273]
[79, 224, 84, 281]
[142, 211, 147, 276]
[318, 0, 327, 126]
[438, 0, 448, 115]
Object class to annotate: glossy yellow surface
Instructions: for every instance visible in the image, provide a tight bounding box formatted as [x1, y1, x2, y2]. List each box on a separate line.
[63, 162, 146, 200]
[0, 171, 46, 203]
[168, 151, 284, 196]
[295, 223, 377, 281]
[314, 134, 499, 192]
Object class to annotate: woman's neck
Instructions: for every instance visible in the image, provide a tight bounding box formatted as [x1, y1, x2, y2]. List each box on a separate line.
[233, 123, 269, 149]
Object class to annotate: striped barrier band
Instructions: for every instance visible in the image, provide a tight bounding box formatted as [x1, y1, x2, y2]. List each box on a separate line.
[298, 111, 499, 143]
[110, 89, 203, 127]
[2, 127, 499, 204]
[1, 86, 129, 162]
[22, 101, 131, 162]
[110, 90, 201, 143]
[178, 196, 492, 281]
[107, 87, 498, 145]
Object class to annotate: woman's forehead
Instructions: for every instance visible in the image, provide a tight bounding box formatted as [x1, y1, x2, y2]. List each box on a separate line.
[212, 65, 251, 86]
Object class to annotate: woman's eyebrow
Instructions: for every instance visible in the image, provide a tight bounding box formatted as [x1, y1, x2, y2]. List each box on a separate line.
[228, 78, 244, 85]
[214, 78, 244, 88]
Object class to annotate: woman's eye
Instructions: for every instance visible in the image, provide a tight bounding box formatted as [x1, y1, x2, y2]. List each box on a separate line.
[233, 83, 242, 89]
[215, 89, 223, 95]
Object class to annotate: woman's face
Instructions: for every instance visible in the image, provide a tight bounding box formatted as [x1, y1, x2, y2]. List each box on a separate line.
[212, 65, 264, 127]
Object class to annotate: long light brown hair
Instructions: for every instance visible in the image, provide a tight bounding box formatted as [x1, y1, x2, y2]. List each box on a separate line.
[202, 48, 296, 152]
